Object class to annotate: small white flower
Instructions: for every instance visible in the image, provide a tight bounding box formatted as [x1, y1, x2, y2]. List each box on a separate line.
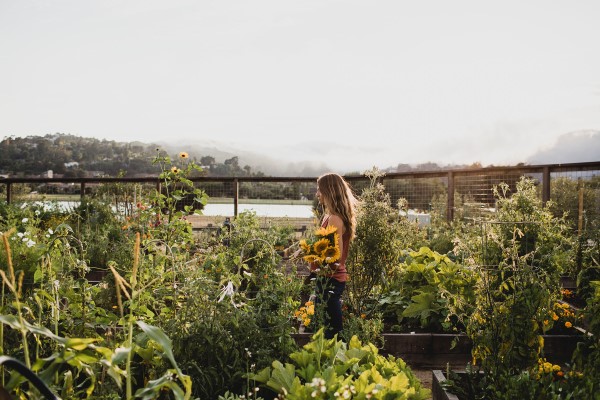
[53, 280, 60, 290]
[22, 218, 29, 223]
[35, 210, 40, 216]
[26, 239, 36, 248]
[48, 229, 53, 235]
[20, 203, 27, 209]
[218, 281, 235, 303]
[17, 232, 24, 238]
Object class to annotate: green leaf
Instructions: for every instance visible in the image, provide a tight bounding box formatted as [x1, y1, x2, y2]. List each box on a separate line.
[33, 268, 43, 283]
[267, 361, 297, 393]
[136, 321, 182, 376]
[402, 292, 437, 318]
[112, 347, 131, 364]
[64, 337, 99, 351]
[135, 371, 186, 400]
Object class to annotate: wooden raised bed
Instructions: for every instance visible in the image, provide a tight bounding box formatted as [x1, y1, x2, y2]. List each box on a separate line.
[431, 369, 459, 400]
[292, 332, 583, 369]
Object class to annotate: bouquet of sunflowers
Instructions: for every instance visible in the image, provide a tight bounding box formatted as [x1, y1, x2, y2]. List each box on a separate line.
[298, 225, 341, 274]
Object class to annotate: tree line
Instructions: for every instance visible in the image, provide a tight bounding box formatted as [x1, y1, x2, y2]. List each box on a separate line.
[0, 134, 263, 178]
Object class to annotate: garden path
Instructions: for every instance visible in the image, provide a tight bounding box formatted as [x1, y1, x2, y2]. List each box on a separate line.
[412, 369, 433, 399]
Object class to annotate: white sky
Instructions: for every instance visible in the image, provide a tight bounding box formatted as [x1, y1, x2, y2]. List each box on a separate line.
[1, 0, 599, 173]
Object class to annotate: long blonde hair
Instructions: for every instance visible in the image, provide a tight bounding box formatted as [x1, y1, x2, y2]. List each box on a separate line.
[317, 173, 357, 240]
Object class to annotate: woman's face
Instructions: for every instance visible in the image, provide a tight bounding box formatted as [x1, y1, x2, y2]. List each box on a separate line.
[316, 182, 325, 206]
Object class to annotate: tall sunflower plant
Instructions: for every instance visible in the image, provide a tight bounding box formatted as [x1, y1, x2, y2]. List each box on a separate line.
[299, 225, 341, 276]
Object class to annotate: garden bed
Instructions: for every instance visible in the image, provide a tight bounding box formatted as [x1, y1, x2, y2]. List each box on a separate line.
[292, 331, 584, 369]
[431, 369, 459, 400]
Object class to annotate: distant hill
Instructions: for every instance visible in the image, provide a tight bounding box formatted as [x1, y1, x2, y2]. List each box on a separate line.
[3, 131, 597, 178]
[527, 130, 600, 165]
[0, 134, 265, 177]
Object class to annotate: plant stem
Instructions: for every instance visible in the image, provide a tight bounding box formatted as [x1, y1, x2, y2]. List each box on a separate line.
[126, 233, 141, 399]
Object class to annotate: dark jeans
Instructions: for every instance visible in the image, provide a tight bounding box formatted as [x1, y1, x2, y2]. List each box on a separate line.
[315, 277, 346, 339]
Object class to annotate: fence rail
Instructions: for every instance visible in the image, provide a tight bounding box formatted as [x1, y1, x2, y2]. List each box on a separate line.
[2, 161, 599, 229]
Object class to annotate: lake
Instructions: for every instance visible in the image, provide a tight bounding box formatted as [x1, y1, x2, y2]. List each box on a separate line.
[43, 201, 315, 218]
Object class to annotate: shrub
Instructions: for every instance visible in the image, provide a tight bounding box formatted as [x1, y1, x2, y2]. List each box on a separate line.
[346, 168, 425, 316]
[251, 328, 431, 399]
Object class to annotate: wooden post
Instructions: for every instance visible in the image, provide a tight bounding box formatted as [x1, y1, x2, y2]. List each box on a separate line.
[542, 166, 551, 204]
[233, 178, 239, 217]
[80, 182, 86, 200]
[6, 183, 11, 204]
[447, 171, 454, 222]
[578, 179, 584, 235]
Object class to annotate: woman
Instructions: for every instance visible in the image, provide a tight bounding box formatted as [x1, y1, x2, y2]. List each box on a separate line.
[311, 172, 357, 339]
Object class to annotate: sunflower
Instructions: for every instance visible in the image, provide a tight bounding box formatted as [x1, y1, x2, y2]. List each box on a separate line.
[322, 246, 341, 263]
[299, 239, 311, 253]
[179, 151, 189, 159]
[171, 166, 179, 173]
[315, 225, 337, 236]
[333, 232, 340, 248]
[303, 254, 322, 264]
[313, 238, 330, 254]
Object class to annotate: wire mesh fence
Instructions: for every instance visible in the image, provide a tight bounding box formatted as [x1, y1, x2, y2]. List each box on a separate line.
[2, 162, 599, 234]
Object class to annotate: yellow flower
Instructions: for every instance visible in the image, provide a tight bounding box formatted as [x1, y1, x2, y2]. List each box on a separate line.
[315, 225, 337, 236]
[322, 246, 341, 263]
[171, 166, 179, 173]
[552, 364, 561, 372]
[313, 238, 330, 254]
[552, 313, 559, 321]
[179, 151, 189, 159]
[543, 320, 549, 326]
[565, 321, 572, 328]
[299, 240, 311, 253]
[303, 254, 322, 264]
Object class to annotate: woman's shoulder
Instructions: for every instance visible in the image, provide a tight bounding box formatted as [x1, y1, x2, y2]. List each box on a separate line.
[326, 214, 345, 231]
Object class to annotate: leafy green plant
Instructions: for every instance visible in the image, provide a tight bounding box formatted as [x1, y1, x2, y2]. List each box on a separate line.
[346, 167, 425, 316]
[441, 177, 578, 398]
[339, 311, 384, 348]
[162, 211, 303, 399]
[570, 280, 600, 396]
[251, 327, 430, 399]
[379, 247, 476, 333]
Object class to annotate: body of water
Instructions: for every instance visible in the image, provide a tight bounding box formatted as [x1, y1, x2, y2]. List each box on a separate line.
[40, 201, 314, 218]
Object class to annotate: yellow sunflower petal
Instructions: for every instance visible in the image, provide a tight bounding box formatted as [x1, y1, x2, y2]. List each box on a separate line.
[303, 254, 321, 264]
[299, 240, 311, 253]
